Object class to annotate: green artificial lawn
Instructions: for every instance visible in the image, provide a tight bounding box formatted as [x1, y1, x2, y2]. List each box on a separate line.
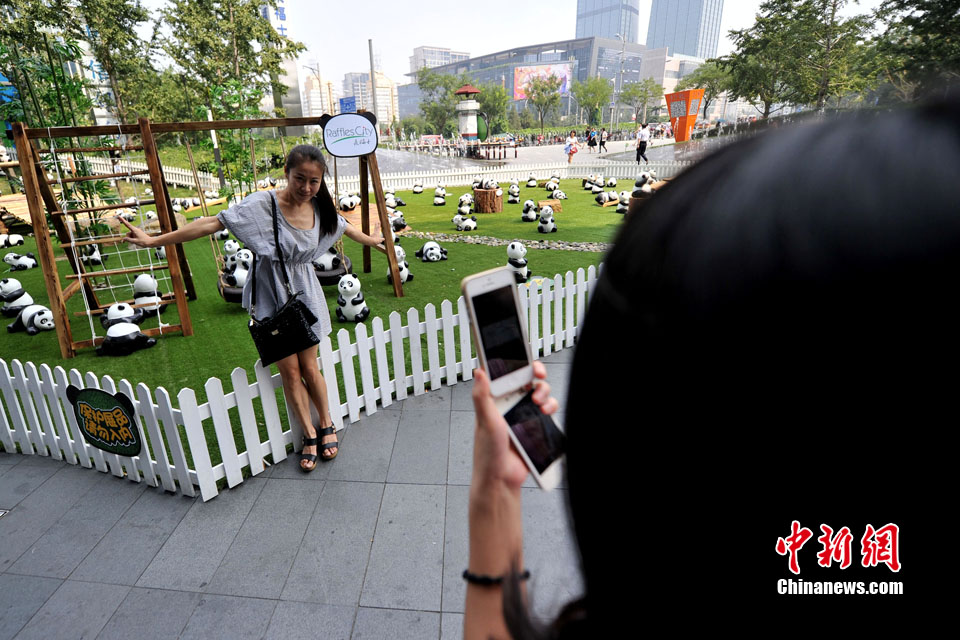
[0, 178, 617, 465]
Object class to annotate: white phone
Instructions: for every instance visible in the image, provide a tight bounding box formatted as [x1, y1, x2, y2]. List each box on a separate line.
[462, 267, 565, 490]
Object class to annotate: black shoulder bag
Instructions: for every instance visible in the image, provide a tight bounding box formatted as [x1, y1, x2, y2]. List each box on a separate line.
[248, 193, 320, 366]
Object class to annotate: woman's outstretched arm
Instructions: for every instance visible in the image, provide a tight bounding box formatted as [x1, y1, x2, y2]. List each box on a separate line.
[119, 215, 224, 248]
[342, 222, 385, 248]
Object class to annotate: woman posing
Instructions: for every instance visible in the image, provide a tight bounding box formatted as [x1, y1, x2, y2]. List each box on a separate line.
[122, 145, 384, 472]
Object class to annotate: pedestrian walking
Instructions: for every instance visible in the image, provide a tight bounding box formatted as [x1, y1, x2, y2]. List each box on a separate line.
[599, 127, 608, 152]
[636, 123, 650, 165]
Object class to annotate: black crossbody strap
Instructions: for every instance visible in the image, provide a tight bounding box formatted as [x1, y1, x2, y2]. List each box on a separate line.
[270, 192, 294, 296]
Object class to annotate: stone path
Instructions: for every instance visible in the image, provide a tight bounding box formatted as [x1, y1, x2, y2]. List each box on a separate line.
[0, 350, 580, 640]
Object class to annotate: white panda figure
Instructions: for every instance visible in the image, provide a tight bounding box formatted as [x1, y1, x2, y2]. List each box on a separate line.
[458, 193, 474, 209]
[482, 178, 498, 191]
[472, 174, 483, 190]
[384, 194, 398, 209]
[224, 249, 253, 287]
[339, 194, 354, 212]
[7, 304, 55, 336]
[452, 213, 478, 231]
[384, 186, 396, 197]
[118, 209, 136, 222]
[4, 252, 37, 271]
[433, 188, 446, 206]
[313, 246, 341, 271]
[144, 188, 154, 196]
[606, 177, 617, 188]
[521, 200, 538, 222]
[545, 180, 558, 193]
[412, 180, 424, 194]
[223, 239, 240, 256]
[80, 246, 109, 266]
[635, 172, 651, 188]
[192, 197, 201, 207]
[204, 189, 219, 200]
[100, 302, 144, 329]
[551, 189, 567, 200]
[387, 245, 413, 284]
[538, 205, 558, 233]
[0, 234, 24, 247]
[583, 175, 595, 190]
[215, 229, 231, 241]
[648, 169, 658, 180]
[335, 274, 370, 323]
[438, 181, 448, 197]
[495, 186, 503, 198]
[0, 278, 33, 317]
[591, 183, 604, 195]
[606, 190, 619, 203]
[394, 195, 407, 207]
[125, 196, 138, 204]
[507, 184, 521, 204]
[96, 322, 157, 356]
[509, 178, 520, 188]
[456, 202, 473, 218]
[617, 191, 631, 214]
[595, 191, 611, 205]
[506, 242, 528, 284]
[526, 174, 538, 188]
[133, 274, 167, 315]
[550, 171, 561, 181]
[415, 241, 448, 262]
[145, 211, 158, 220]
[389, 211, 407, 232]
[171, 203, 182, 213]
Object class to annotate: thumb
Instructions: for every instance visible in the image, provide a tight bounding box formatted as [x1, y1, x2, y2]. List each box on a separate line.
[471, 368, 502, 432]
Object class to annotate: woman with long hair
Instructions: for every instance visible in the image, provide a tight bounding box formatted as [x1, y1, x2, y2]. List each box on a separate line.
[121, 145, 384, 472]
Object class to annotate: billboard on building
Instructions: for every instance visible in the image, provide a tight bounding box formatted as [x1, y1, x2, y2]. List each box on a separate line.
[513, 64, 573, 100]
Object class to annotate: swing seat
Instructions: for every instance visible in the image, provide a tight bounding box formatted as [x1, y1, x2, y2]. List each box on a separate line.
[217, 273, 244, 303]
[315, 256, 353, 287]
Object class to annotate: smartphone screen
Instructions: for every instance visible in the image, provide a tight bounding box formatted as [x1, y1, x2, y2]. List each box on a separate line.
[473, 285, 528, 380]
[503, 390, 565, 474]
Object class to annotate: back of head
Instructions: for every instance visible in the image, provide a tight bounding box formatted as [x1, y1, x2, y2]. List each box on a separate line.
[559, 97, 959, 632]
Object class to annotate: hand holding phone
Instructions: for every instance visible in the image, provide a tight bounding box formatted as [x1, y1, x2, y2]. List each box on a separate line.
[462, 267, 565, 490]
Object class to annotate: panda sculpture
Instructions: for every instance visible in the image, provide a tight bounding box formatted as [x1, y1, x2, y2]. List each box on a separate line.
[526, 174, 538, 188]
[4, 252, 37, 271]
[7, 304, 55, 336]
[617, 191, 630, 214]
[583, 176, 596, 191]
[481, 178, 498, 191]
[506, 242, 529, 284]
[472, 175, 483, 190]
[0, 278, 33, 317]
[386, 245, 413, 284]
[133, 274, 167, 315]
[458, 193, 474, 209]
[452, 213, 477, 231]
[313, 246, 341, 272]
[335, 274, 370, 323]
[545, 180, 558, 193]
[437, 182, 448, 197]
[224, 249, 253, 287]
[96, 322, 157, 356]
[393, 195, 406, 207]
[100, 302, 145, 329]
[550, 171, 561, 181]
[591, 183, 604, 195]
[415, 241, 448, 262]
[551, 189, 567, 200]
[595, 191, 612, 205]
[412, 180, 424, 194]
[80, 245, 108, 266]
[0, 234, 24, 248]
[606, 177, 617, 188]
[632, 183, 653, 198]
[384, 194, 398, 209]
[117, 209, 137, 222]
[521, 200, 538, 222]
[507, 184, 521, 204]
[538, 206, 558, 233]
[223, 239, 240, 256]
[433, 187, 446, 206]
[457, 202, 473, 218]
[215, 229, 231, 241]
[389, 211, 407, 232]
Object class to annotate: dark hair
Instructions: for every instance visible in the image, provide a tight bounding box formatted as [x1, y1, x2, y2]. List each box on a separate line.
[284, 144, 340, 236]
[504, 97, 960, 636]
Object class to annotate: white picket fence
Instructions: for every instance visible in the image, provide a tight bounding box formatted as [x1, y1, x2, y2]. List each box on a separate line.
[82, 157, 222, 191]
[0, 266, 600, 501]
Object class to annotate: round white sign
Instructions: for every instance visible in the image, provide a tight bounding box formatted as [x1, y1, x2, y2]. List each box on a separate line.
[322, 113, 379, 158]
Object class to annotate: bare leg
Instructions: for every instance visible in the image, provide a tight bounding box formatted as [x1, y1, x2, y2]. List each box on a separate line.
[297, 346, 338, 459]
[276, 353, 318, 470]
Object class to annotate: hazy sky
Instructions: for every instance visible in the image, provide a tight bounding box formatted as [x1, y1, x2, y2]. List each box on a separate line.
[141, 0, 884, 90]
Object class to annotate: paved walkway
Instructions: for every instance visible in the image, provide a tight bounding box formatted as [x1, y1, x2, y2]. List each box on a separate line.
[490, 137, 675, 166]
[0, 350, 579, 640]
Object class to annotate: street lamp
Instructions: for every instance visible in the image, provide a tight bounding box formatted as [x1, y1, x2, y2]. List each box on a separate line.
[614, 32, 627, 130]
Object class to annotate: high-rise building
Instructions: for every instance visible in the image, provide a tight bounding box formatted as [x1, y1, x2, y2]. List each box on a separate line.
[258, 2, 304, 134]
[409, 46, 471, 75]
[575, 0, 641, 43]
[646, 0, 724, 60]
[342, 71, 399, 125]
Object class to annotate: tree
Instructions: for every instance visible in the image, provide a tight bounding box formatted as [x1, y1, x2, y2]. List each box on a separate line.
[417, 66, 473, 137]
[74, 0, 152, 124]
[525, 75, 562, 137]
[874, 0, 960, 97]
[620, 77, 664, 124]
[570, 77, 612, 126]
[477, 83, 509, 134]
[518, 107, 535, 129]
[675, 60, 731, 118]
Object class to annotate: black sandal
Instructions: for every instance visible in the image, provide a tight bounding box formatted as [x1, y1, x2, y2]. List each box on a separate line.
[318, 425, 339, 461]
[300, 436, 319, 472]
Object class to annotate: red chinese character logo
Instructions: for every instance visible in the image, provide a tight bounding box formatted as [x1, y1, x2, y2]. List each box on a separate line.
[776, 520, 813, 575]
[861, 523, 901, 572]
[817, 524, 853, 569]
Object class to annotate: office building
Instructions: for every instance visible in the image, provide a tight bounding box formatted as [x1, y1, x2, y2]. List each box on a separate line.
[575, 0, 641, 43]
[646, 0, 724, 60]
[342, 71, 399, 126]
[409, 46, 471, 75]
[259, 2, 304, 134]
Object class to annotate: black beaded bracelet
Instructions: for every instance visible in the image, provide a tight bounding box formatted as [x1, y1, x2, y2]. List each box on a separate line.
[462, 569, 531, 586]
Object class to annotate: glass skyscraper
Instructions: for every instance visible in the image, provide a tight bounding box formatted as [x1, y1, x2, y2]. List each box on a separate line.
[575, 0, 641, 43]
[646, 0, 724, 60]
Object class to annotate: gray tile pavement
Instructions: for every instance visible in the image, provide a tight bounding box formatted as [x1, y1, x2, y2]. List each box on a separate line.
[0, 348, 582, 639]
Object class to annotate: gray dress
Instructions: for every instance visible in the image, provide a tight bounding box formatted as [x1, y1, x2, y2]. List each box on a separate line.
[217, 190, 348, 339]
